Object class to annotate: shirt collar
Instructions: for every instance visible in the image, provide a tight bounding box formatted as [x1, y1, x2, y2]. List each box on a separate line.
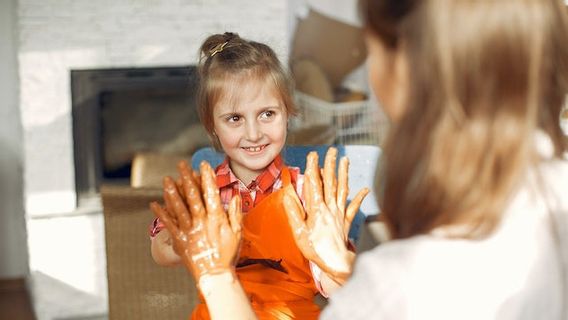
[215, 154, 285, 192]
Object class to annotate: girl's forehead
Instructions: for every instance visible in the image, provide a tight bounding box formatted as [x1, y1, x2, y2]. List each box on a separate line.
[214, 75, 283, 113]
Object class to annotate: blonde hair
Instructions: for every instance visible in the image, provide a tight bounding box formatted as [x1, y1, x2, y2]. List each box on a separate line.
[361, 0, 568, 239]
[197, 32, 296, 150]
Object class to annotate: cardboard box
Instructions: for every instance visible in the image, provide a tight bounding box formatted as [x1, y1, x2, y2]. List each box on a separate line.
[290, 9, 367, 89]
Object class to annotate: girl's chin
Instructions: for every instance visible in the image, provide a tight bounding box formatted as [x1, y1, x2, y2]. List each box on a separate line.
[239, 149, 277, 167]
[241, 153, 273, 167]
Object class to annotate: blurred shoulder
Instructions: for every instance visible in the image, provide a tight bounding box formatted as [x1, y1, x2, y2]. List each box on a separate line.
[534, 156, 568, 210]
[322, 237, 436, 319]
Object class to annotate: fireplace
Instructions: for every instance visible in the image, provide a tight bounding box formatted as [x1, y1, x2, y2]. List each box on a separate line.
[71, 66, 202, 206]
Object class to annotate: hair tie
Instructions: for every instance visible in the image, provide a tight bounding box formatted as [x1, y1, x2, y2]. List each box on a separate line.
[210, 41, 228, 58]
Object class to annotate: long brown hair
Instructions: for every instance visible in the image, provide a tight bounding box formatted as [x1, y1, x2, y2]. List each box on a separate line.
[197, 32, 296, 150]
[361, 0, 568, 239]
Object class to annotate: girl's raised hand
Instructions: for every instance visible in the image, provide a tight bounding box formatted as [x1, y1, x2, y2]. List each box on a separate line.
[283, 147, 369, 284]
[150, 160, 242, 282]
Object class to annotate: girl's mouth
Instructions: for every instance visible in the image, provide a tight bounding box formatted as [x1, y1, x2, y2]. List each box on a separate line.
[242, 144, 268, 153]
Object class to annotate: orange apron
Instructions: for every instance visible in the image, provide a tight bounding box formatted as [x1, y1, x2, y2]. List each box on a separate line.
[191, 168, 320, 320]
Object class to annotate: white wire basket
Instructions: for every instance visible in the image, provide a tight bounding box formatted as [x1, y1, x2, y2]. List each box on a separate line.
[293, 91, 388, 145]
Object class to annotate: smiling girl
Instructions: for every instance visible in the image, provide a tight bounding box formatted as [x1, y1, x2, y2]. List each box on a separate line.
[149, 32, 363, 320]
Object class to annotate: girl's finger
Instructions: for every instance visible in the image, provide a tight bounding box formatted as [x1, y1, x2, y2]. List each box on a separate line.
[175, 177, 184, 198]
[305, 152, 324, 215]
[163, 176, 177, 219]
[200, 161, 223, 218]
[344, 188, 370, 236]
[177, 161, 207, 220]
[283, 192, 309, 240]
[323, 148, 338, 206]
[302, 173, 312, 221]
[163, 176, 192, 230]
[150, 202, 180, 236]
[227, 195, 243, 235]
[192, 170, 202, 188]
[178, 160, 205, 216]
[337, 157, 349, 214]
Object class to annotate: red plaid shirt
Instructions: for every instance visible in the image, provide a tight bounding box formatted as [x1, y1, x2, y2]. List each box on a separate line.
[216, 154, 302, 213]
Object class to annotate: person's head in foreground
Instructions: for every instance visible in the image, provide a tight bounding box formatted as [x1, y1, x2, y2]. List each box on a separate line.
[361, 0, 568, 239]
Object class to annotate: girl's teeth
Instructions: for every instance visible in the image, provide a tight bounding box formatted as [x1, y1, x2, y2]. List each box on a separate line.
[245, 146, 263, 152]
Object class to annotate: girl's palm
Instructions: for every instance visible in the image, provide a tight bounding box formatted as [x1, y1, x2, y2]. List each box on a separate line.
[150, 160, 242, 281]
[284, 148, 368, 283]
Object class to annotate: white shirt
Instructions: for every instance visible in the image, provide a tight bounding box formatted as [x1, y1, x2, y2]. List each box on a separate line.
[322, 140, 568, 319]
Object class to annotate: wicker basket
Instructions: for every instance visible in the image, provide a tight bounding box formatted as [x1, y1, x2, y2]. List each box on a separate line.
[293, 92, 387, 145]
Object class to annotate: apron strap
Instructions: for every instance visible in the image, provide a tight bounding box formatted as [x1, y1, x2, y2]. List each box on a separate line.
[280, 166, 291, 186]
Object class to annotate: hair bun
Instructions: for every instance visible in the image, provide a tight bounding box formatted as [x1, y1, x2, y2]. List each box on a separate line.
[223, 32, 239, 42]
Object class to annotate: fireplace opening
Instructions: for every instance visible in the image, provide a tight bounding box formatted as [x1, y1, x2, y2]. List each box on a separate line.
[71, 66, 205, 206]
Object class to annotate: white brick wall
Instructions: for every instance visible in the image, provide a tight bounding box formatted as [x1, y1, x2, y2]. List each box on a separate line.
[1, 0, 28, 279]
[18, 0, 290, 215]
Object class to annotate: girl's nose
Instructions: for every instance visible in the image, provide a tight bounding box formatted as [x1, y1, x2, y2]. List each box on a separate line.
[245, 120, 262, 141]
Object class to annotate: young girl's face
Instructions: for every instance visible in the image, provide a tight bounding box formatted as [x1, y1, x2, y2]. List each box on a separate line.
[212, 76, 288, 184]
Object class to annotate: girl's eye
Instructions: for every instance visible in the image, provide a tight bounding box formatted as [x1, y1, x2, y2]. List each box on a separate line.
[227, 115, 241, 123]
[260, 110, 274, 119]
